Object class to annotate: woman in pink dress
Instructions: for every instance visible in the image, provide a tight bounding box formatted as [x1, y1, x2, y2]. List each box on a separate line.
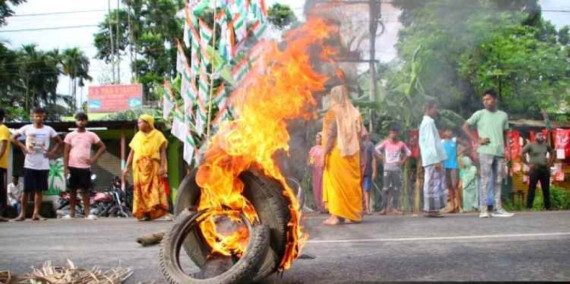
[308, 132, 325, 212]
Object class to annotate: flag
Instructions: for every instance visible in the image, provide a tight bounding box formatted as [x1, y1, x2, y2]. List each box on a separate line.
[251, 19, 267, 39]
[199, 19, 213, 48]
[188, 77, 199, 101]
[183, 21, 190, 48]
[217, 12, 232, 62]
[251, 0, 267, 23]
[232, 12, 247, 44]
[162, 79, 175, 120]
[195, 95, 207, 136]
[183, 131, 196, 165]
[200, 45, 211, 66]
[171, 108, 186, 142]
[232, 59, 249, 82]
[180, 66, 194, 110]
[185, 2, 198, 27]
[198, 71, 209, 102]
[176, 41, 188, 74]
[213, 84, 227, 107]
[212, 105, 230, 126]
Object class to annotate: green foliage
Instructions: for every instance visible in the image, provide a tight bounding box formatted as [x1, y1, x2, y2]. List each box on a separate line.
[0, 0, 25, 26]
[391, 0, 569, 120]
[503, 186, 570, 211]
[267, 3, 297, 30]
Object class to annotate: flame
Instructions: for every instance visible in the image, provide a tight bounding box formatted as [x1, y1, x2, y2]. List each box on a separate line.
[195, 17, 339, 270]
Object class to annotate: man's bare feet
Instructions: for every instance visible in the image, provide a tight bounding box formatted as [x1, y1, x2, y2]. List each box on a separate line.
[323, 216, 340, 226]
[32, 215, 47, 221]
[378, 209, 386, 215]
[14, 215, 25, 222]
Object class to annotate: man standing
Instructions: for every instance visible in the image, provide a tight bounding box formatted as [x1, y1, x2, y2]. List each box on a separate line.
[0, 108, 10, 221]
[521, 132, 554, 210]
[419, 101, 447, 217]
[375, 126, 411, 215]
[63, 112, 106, 220]
[360, 132, 376, 215]
[12, 107, 63, 221]
[441, 127, 461, 213]
[462, 89, 513, 218]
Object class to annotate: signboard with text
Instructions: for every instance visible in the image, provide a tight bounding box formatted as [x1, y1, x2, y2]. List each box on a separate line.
[88, 84, 143, 113]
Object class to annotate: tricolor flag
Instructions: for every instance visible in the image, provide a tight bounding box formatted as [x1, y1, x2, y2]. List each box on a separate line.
[180, 66, 194, 110]
[200, 45, 211, 66]
[232, 12, 247, 44]
[199, 19, 213, 48]
[251, 0, 267, 23]
[198, 71, 209, 102]
[176, 41, 188, 75]
[195, 96, 208, 136]
[171, 107, 187, 142]
[213, 84, 227, 107]
[162, 79, 175, 120]
[183, 131, 197, 165]
[232, 59, 249, 83]
[217, 13, 232, 63]
[251, 19, 267, 39]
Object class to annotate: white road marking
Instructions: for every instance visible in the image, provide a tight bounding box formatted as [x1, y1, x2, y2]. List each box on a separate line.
[307, 232, 570, 244]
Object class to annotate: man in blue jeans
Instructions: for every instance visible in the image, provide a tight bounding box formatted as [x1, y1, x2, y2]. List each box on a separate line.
[463, 89, 513, 218]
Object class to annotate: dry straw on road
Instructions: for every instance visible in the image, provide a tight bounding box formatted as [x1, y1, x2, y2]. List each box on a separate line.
[0, 260, 133, 284]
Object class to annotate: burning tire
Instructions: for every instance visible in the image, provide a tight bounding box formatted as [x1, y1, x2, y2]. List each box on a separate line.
[175, 169, 291, 281]
[160, 209, 270, 284]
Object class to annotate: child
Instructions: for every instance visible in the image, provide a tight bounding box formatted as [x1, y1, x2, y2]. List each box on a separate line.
[375, 126, 411, 215]
[308, 132, 325, 212]
[459, 156, 479, 212]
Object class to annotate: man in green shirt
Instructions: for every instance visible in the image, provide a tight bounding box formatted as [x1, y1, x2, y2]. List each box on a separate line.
[521, 132, 555, 210]
[462, 89, 513, 218]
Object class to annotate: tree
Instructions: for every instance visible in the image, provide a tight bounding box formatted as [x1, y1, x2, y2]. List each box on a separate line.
[0, 0, 26, 26]
[267, 3, 297, 30]
[391, 0, 569, 120]
[62, 48, 92, 111]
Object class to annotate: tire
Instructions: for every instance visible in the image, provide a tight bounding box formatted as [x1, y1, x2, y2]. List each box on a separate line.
[160, 209, 270, 284]
[175, 169, 291, 281]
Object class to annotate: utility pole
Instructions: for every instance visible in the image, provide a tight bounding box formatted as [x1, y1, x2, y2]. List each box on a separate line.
[116, 0, 121, 84]
[108, 0, 116, 84]
[368, 0, 381, 133]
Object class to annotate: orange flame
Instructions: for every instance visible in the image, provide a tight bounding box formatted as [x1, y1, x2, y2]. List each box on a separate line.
[195, 17, 339, 270]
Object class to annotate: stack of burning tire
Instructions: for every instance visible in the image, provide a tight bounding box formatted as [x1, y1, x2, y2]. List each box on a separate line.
[159, 169, 303, 283]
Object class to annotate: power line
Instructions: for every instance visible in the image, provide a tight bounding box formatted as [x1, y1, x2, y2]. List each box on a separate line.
[12, 9, 107, 17]
[0, 24, 99, 33]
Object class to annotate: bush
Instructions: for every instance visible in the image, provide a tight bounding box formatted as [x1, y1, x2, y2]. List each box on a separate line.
[503, 186, 570, 211]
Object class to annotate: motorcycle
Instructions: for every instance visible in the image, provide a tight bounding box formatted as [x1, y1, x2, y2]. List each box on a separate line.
[93, 177, 132, 218]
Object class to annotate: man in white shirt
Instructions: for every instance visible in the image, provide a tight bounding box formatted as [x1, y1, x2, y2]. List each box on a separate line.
[8, 175, 23, 215]
[11, 107, 63, 221]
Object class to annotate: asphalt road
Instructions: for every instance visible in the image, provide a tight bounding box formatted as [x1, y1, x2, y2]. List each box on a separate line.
[1, 211, 569, 283]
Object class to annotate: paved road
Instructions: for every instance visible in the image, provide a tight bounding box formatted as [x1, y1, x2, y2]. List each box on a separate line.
[1, 211, 569, 283]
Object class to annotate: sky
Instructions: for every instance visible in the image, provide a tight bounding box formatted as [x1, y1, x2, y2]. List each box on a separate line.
[0, 0, 568, 105]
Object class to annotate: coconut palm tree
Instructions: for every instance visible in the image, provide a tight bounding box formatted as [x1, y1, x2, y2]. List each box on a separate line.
[62, 47, 92, 111]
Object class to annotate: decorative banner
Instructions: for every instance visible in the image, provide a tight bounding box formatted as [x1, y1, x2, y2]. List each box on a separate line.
[555, 128, 570, 160]
[213, 84, 227, 107]
[162, 80, 175, 120]
[507, 130, 521, 161]
[180, 67, 194, 110]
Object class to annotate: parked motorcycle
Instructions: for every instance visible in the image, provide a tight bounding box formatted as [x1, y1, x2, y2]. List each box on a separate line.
[93, 177, 132, 218]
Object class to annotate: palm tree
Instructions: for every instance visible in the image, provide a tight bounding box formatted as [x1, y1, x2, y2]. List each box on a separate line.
[62, 47, 92, 111]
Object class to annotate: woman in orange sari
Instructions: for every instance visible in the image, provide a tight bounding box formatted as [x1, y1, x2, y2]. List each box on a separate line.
[122, 115, 169, 221]
[322, 85, 364, 225]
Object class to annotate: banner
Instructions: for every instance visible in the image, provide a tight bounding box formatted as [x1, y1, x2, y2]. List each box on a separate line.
[88, 84, 143, 113]
[555, 128, 570, 160]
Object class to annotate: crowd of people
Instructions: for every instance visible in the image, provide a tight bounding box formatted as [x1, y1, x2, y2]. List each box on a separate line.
[0, 108, 170, 222]
[0, 86, 556, 224]
[308, 87, 556, 225]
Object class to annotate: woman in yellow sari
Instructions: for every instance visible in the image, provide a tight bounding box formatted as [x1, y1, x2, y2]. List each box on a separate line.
[122, 115, 169, 221]
[321, 85, 364, 225]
